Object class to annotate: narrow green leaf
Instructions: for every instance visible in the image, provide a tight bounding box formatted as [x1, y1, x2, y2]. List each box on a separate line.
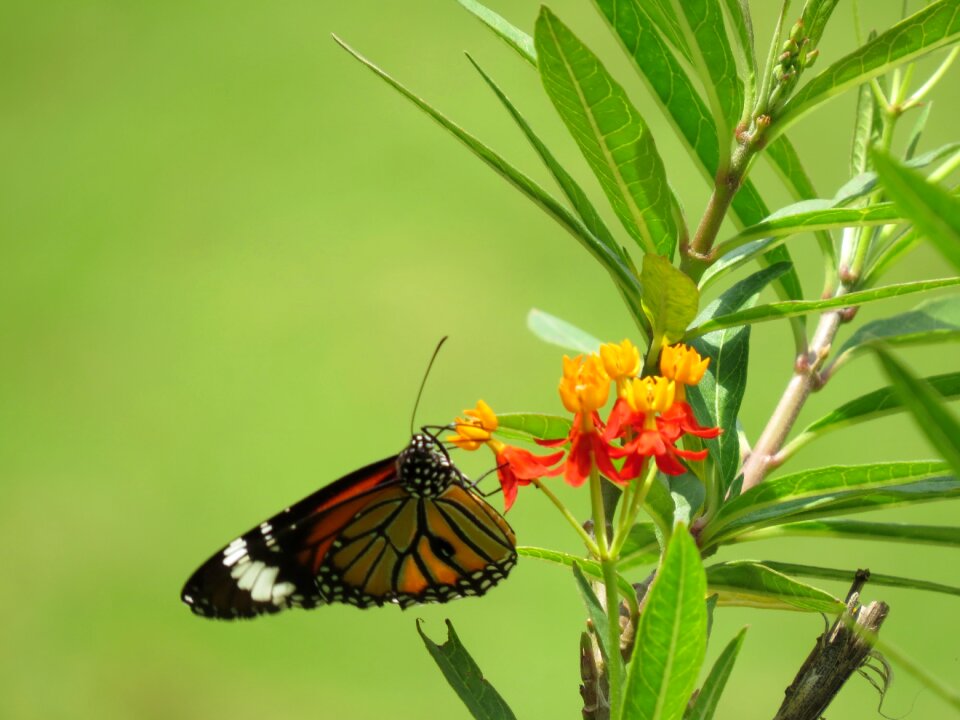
[906, 103, 933, 161]
[831, 295, 960, 370]
[873, 346, 960, 477]
[572, 563, 612, 661]
[593, 0, 721, 185]
[700, 460, 954, 547]
[535, 8, 682, 257]
[718, 202, 902, 254]
[773, 1, 960, 140]
[799, 0, 841, 51]
[617, 523, 661, 571]
[698, 237, 778, 291]
[638, 0, 692, 60]
[734, 519, 960, 549]
[622, 525, 707, 720]
[593, 0, 806, 313]
[721, 0, 756, 119]
[332, 36, 643, 304]
[417, 619, 518, 720]
[687, 264, 790, 493]
[851, 80, 877, 176]
[467, 55, 619, 257]
[517, 546, 639, 616]
[673, 0, 744, 141]
[641, 254, 700, 343]
[831, 142, 960, 207]
[526, 308, 602, 354]
[685, 277, 960, 338]
[494, 412, 572, 443]
[457, 0, 536, 65]
[760, 561, 960, 599]
[785, 372, 960, 458]
[872, 148, 960, 272]
[863, 225, 923, 287]
[706, 561, 844, 613]
[687, 627, 748, 720]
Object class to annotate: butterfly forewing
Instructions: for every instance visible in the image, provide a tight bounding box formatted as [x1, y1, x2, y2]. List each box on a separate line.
[181, 435, 517, 619]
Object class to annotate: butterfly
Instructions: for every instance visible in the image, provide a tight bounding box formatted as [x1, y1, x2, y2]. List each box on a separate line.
[181, 432, 517, 619]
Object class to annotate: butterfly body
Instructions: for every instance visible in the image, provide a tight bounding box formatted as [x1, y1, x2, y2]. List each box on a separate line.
[182, 434, 516, 619]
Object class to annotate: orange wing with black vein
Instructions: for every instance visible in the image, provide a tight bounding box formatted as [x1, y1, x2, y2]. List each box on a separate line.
[319, 482, 516, 608]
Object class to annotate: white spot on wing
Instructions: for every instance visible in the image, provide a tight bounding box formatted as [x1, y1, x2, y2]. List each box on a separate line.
[250, 565, 280, 602]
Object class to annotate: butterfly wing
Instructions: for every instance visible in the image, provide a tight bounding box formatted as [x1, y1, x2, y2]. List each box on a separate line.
[182, 455, 517, 619]
[321, 483, 516, 608]
[181, 456, 399, 619]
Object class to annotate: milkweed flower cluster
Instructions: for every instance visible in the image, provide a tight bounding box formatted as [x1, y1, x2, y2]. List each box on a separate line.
[448, 340, 720, 511]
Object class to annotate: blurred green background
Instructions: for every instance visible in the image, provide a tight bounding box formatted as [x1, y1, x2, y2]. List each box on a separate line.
[2, 1, 957, 718]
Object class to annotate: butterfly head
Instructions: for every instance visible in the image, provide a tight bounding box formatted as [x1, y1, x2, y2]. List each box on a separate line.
[397, 433, 460, 498]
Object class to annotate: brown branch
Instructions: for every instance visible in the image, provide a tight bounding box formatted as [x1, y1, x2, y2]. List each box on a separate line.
[773, 571, 890, 720]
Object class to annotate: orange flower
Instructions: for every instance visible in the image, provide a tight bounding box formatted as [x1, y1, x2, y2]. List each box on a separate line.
[448, 400, 562, 511]
[660, 344, 710, 401]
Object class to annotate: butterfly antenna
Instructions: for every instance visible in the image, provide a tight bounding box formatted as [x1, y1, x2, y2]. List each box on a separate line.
[410, 336, 449, 436]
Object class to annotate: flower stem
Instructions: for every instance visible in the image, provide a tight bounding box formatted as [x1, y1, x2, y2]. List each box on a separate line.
[532, 478, 599, 556]
[589, 465, 622, 717]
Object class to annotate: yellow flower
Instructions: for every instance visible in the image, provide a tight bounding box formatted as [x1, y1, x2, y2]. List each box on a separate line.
[448, 399, 499, 451]
[660, 344, 710, 386]
[599, 339, 641, 382]
[627, 376, 676, 428]
[558, 354, 610, 417]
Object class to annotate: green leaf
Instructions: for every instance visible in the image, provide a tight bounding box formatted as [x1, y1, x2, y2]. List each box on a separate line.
[760, 560, 960, 599]
[705, 561, 844, 613]
[687, 264, 790, 494]
[417, 619, 517, 720]
[622, 525, 707, 720]
[697, 237, 778, 291]
[332, 36, 644, 306]
[799, 0, 841, 51]
[734, 519, 960, 549]
[831, 296, 960, 371]
[673, 0, 744, 142]
[641, 254, 700, 344]
[637, 0, 692, 60]
[699, 461, 955, 547]
[851, 80, 878, 176]
[526, 307, 602, 354]
[593, 0, 806, 313]
[517, 546, 640, 618]
[467, 55, 619, 258]
[572, 563, 612, 661]
[685, 277, 960, 338]
[494, 412, 572, 443]
[873, 346, 960, 477]
[617, 523, 661, 571]
[720, 0, 756, 117]
[773, 1, 960, 141]
[872, 148, 960, 272]
[669, 473, 706, 526]
[785, 372, 960, 458]
[687, 627, 747, 720]
[905, 102, 933, 161]
[716, 202, 902, 257]
[535, 8, 682, 257]
[456, 0, 536, 65]
[831, 142, 960, 207]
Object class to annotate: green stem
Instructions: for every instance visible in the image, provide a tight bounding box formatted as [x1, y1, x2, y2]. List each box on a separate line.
[589, 465, 622, 717]
[532, 478, 599, 556]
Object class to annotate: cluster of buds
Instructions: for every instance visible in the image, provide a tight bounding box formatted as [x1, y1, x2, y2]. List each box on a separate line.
[768, 19, 821, 113]
[447, 340, 720, 511]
